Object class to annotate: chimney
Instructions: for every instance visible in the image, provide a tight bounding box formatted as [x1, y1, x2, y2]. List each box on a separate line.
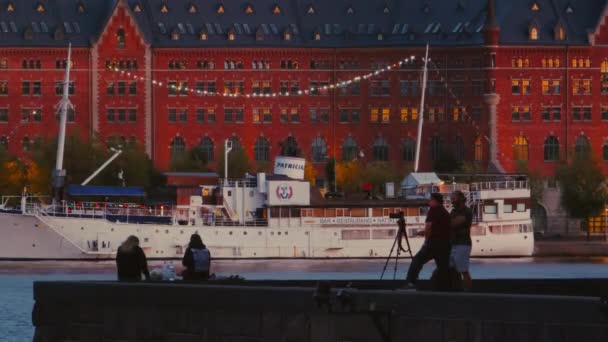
[483, 0, 500, 45]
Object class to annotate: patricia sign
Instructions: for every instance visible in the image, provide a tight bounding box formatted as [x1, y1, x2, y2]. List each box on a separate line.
[274, 156, 305, 180]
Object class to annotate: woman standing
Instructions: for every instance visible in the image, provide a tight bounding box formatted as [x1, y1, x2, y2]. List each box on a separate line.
[116, 235, 150, 281]
[182, 234, 211, 281]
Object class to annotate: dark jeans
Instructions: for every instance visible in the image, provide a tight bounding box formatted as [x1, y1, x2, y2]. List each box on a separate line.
[406, 242, 450, 284]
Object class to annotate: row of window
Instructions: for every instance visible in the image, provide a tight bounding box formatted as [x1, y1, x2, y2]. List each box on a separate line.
[513, 76, 608, 95]
[162, 107, 480, 124]
[167, 135, 483, 164]
[0, 108, 75, 123]
[511, 58, 599, 69]
[106, 109, 137, 123]
[513, 135, 608, 162]
[0, 135, 137, 153]
[511, 106, 608, 122]
[0, 59, 75, 70]
[105, 59, 139, 71]
[0, 81, 75, 96]
[106, 81, 137, 96]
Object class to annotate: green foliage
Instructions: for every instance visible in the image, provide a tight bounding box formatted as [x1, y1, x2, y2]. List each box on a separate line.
[100, 144, 159, 189]
[433, 149, 463, 173]
[170, 147, 210, 172]
[556, 157, 608, 221]
[325, 157, 336, 190]
[217, 145, 251, 179]
[515, 160, 544, 204]
[361, 162, 397, 196]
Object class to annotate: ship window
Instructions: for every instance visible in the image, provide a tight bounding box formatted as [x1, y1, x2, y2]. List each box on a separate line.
[484, 205, 497, 214]
[516, 203, 526, 212]
[227, 191, 232, 197]
[503, 204, 513, 213]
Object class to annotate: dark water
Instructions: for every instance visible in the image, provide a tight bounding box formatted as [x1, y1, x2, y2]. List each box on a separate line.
[1, 258, 608, 341]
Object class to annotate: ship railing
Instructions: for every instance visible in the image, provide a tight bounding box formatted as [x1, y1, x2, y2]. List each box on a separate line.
[38, 201, 174, 220]
[470, 180, 529, 191]
[220, 179, 258, 188]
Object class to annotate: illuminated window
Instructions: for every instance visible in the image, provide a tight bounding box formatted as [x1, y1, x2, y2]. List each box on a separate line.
[548, 58, 553, 68]
[571, 58, 577, 68]
[200, 32, 207, 41]
[410, 108, 418, 121]
[161, 3, 168, 13]
[474, 136, 483, 161]
[189, 4, 197, 13]
[542, 80, 549, 94]
[245, 5, 253, 14]
[554, 58, 559, 67]
[133, 4, 142, 12]
[314, 32, 321, 41]
[272, 5, 281, 14]
[531, 3, 539, 11]
[517, 58, 523, 68]
[541, 58, 546, 68]
[307, 5, 315, 14]
[217, 4, 225, 14]
[7, 2, 14, 12]
[400, 108, 409, 122]
[228, 31, 235, 41]
[556, 25, 565, 40]
[601, 61, 608, 94]
[381, 108, 390, 122]
[524, 58, 530, 68]
[585, 58, 591, 68]
[530, 26, 538, 40]
[78, 2, 85, 13]
[284, 30, 291, 41]
[370, 108, 379, 123]
[37, 3, 45, 12]
[522, 79, 531, 95]
[578, 59, 584, 68]
[513, 136, 529, 161]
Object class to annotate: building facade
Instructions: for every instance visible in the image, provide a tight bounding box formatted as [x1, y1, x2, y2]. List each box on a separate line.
[1, 0, 608, 186]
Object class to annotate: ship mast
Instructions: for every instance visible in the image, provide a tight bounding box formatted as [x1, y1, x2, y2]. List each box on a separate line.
[414, 44, 430, 173]
[53, 44, 73, 205]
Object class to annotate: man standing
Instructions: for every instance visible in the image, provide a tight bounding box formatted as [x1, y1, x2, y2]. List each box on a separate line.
[405, 193, 451, 287]
[449, 190, 473, 290]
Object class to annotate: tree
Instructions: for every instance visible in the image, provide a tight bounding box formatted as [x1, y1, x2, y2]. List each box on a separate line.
[335, 160, 363, 194]
[361, 162, 396, 196]
[325, 157, 336, 191]
[556, 157, 608, 240]
[515, 160, 544, 205]
[304, 161, 317, 186]
[170, 146, 210, 172]
[433, 149, 463, 173]
[100, 143, 160, 189]
[217, 145, 251, 179]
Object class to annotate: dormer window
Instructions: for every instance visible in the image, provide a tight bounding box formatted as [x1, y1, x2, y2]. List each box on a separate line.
[529, 25, 539, 41]
[217, 4, 225, 14]
[555, 24, 566, 41]
[7, 2, 14, 12]
[189, 4, 197, 13]
[256, 28, 264, 41]
[346, 6, 355, 15]
[77, 1, 85, 13]
[171, 29, 180, 40]
[283, 29, 292, 41]
[161, 3, 168, 13]
[566, 4, 574, 14]
[200, 31, 208, 41]
[228, 29, 236, 41]
[37, 3, 45, 12]
[307, 5, 315, 15]
[531, 3, 539, 11]
[133, 4, 142, 12]
[272, 4, 281, 14]
[377, 33, 384, 41]
[245, 4, 254, 14]
[117, 29, 126, 48]
[314, 32, 321, 41]
[383, 6, 390, 14]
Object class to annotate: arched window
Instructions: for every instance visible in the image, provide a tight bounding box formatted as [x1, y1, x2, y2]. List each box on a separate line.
[529, 26, 539, 41]
[342, 137, 358, 161]
[22, 136, 30, 152]
[474, 136, 483, 161]
[254, 137, 270, 162]
[603, 144, 608, 161]
[0, 136, 8, 150]
[228, 136, 241, 151]
[311, 137, 327, 163]
[543, 136, 559, 161]
[373, 137, 389, 161]
[513, 135, 528, 161]
[199, 137, 214, 162]
[402, 138, 415, 162]
[574, 135, 590, 159]
[454, 137, 465, 161]
[601, 61, 608, 93]
[431, 136, 442, 161]
[116, 29, 126, 49]
[170, 136, 185, 161]
[280, 136, 299, 157]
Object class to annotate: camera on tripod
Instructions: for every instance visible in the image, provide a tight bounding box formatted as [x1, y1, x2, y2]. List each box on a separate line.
[389, 211, 404, 219]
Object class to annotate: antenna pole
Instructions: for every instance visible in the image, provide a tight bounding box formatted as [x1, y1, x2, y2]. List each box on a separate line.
[224, 139, 233, 179]
[53, 43, 73, 205]
[414, 44, 429, 173]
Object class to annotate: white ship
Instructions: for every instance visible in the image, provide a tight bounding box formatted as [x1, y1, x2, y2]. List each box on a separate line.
[0, 171, 534, 260]
[0, 45, 533, 260]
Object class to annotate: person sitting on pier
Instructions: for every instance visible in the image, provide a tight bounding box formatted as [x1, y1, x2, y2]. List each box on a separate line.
[182, 233, 211, 281]
[450, 190, 473, 290]
[116, 235, 150, 281]
[405, 193, 451, 288]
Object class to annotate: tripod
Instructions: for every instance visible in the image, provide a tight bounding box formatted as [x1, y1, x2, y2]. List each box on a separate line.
[380, 216, 413, 280]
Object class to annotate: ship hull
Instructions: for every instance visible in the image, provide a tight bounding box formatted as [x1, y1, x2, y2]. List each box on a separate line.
[0, 212, 534, 260]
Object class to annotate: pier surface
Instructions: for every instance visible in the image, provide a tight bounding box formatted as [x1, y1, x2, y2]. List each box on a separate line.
[33, 279, 608, 342]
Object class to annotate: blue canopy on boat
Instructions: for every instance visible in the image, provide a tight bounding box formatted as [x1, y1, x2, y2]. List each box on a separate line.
[66, 185, 145, 197]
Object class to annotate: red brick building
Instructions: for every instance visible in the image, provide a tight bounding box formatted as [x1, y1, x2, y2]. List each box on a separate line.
[1, 0, 608, 185]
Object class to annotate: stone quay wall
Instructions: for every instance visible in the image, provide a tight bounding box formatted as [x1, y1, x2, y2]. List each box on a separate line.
[33, 281, 608, 342]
